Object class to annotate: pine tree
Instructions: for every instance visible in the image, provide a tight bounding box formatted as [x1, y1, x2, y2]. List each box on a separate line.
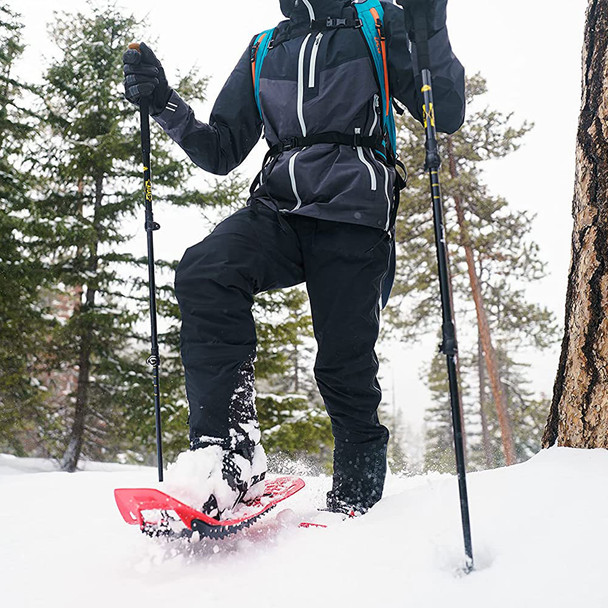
[255, 288, 316, 394]
[395, 75, 558, 470]
[381, 404, 411, 474]
[423, 347, 473, 473]
[0, 5, 51, 454]
[29, 3, 214, 469]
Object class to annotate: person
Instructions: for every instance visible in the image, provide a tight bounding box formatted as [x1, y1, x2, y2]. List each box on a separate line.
[123, 0, 465, 518]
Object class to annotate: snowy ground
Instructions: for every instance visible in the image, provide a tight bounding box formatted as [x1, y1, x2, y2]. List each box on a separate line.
[1, 447, 607, 608]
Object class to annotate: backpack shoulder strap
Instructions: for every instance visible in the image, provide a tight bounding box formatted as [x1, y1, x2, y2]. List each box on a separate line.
[251, 29, 276, 118]
[353, 0, 397, 155]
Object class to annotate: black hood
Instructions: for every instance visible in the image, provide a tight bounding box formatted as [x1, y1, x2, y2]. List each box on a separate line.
[280, 0, 346, 19]
[279, 0, 297, 16]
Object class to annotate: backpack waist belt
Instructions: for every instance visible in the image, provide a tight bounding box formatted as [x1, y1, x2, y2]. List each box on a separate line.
[268, 132, 384, 156]
[250, 131, 386, 199]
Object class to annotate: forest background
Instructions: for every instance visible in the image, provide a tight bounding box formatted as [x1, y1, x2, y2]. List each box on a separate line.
[0, 0, 587, 474]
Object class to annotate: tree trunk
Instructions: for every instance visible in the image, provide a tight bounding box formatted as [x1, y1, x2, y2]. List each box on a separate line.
[447, 136, 517, 465]
[478, 333, 493, 468]
[61, 175, 103, 471]
[60, 318, 94, 472]
[543, 0, 608, 448]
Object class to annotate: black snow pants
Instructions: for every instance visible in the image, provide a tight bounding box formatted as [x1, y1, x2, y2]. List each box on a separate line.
[174, 202, 390, 512]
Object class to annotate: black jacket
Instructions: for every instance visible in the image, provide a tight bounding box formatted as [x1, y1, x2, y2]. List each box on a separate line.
[154, 0, 465, 231]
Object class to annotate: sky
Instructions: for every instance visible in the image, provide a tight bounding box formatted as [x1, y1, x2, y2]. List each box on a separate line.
[11, 0, 589, 441]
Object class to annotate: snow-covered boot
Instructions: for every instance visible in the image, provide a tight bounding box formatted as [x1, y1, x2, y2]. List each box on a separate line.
[326, 438, 388, 515]
[165, 437, 267, 519]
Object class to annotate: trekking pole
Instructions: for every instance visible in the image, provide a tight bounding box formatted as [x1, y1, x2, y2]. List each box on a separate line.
[130, 42, 164, 482]
[396, 0, 473, 572]
[140, 99, 164, 483]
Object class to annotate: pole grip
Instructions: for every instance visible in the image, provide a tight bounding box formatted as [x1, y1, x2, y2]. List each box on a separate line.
[139, 99, 150, 160]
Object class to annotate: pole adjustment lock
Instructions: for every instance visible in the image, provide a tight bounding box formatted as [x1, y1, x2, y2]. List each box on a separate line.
[440, 322, 458, 356]
[439, 338, 458, 357]
[424, 148, 442, 171]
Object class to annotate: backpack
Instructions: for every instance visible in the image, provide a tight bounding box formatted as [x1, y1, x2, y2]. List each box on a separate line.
[250, 0, 402, 307]
[251, 0, 398, 163]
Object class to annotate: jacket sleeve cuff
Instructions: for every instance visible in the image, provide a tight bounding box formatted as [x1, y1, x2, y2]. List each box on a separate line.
[151, 90, 191, 140]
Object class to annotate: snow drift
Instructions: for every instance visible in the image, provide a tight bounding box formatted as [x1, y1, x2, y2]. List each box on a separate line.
[1, 447, 607, 608]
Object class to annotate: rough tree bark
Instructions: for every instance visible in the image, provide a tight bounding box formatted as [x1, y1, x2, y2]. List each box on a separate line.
[543, 0, 608, 448]
[447, 136, 517, 465]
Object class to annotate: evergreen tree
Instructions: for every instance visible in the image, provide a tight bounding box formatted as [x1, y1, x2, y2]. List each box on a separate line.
[423, 347, 474, 473]
[0, 5, 50, 454]
[29, 3, 218, 469]
[0, 2, 353, 468]
[381, 404, 411, 474]
[396, 75, 558, 470]
[255, 288, 316, 395]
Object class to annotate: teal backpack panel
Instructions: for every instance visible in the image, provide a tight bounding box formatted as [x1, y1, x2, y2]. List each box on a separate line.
[251, 28, 275, 116]
[353, 0, 397, 155]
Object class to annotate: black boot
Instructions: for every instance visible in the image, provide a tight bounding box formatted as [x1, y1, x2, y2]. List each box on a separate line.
[326, 438, 388, 515]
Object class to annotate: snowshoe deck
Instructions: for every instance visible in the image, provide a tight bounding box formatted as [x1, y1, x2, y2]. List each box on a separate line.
[115, 476, 305, 540]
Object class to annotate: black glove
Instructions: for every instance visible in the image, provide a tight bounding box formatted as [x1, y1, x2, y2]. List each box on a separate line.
[123, 42, 172, 115]
[396, 0, 448, 42]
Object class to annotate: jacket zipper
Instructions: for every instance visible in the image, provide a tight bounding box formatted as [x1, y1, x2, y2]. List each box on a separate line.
[309, 33, 323, 88]
[297, 33, 312, 136]
[355, 128, 377, 191]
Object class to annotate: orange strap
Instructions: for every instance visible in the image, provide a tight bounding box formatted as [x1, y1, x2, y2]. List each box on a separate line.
[251, 32, 268, 89]
[370, 8, 390, 118]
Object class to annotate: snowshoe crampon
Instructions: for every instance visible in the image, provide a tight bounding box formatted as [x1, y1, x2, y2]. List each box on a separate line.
[114, 476, 305, 540]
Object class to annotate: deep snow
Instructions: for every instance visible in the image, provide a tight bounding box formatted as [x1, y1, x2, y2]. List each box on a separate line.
[1, 447, 607, 608]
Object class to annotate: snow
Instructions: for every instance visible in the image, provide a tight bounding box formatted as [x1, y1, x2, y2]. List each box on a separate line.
[1, 447, 607, 607]
[164, 445, 227, 507]
[163, 444, 266, 515]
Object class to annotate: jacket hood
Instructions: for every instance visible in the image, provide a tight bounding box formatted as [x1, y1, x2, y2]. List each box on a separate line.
[279, 0, 296, 17]
[280, 0, 346, 19]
